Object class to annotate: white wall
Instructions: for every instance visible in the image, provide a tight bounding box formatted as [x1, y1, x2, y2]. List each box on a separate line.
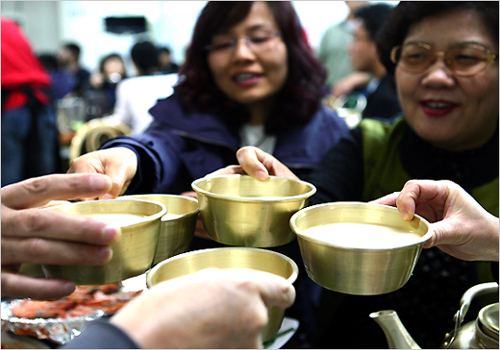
[2, 1, 398, 74]
[1, 1, 60, 53]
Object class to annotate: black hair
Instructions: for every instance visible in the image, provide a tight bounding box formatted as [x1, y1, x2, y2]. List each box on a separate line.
[354, 3, 394, 41]
[131, 41, 159, 73]
[175, 1, 328, 133]
[38, 53, 58, 71]
[158, 46, 171, 55]
[99, 53, 124, 74]
[376, 1, 499, 76]
[63, 43, 81, 60]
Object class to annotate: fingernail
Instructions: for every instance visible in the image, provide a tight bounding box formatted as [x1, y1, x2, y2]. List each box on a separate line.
[101, 194, 114, 200]
[103, 225, 121, 243]
[401, 209, 411, 221]
[62, 282, 76, 295]
[256, 171, 267, 181]
[99, 247, 113, 263]
[91, 175, 111, 189]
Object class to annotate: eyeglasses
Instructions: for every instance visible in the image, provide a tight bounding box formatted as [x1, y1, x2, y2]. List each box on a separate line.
[206, 32, 282, 54]
[390, 42, 498, 77]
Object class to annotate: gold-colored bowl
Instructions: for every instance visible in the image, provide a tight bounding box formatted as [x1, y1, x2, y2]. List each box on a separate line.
[42, 199, 166, 285]
[118, 194, 199, 265]
[146, 247, 298, 341]
[191, 175, 316, 247]
[290, 202, 432, 295]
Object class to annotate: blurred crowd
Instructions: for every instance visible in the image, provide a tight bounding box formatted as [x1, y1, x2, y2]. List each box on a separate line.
[1, 16, 181, 187]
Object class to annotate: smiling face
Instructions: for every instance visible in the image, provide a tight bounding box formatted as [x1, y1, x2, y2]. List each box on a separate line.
[207, 1, 288, 113]
[396, 10, 499, 151]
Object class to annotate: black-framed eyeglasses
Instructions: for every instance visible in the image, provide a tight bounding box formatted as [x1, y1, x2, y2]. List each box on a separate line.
[390, 41, 498, 77]
[205, 32, 282, 54]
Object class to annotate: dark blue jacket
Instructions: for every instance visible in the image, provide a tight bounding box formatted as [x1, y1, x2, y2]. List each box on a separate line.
[102, 94, 349, 194]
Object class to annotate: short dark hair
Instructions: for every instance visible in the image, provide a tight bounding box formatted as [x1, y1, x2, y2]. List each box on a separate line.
[354, 3, 394, 41]
[38, 53, 58, 71]
[64, 43, 81, 60]
[99, 53, 124, 74]
[158, 46, 171, 55]
[376, 1, 499, 76]
[175, 1, 328, 133]
[131, 41, 159, 72]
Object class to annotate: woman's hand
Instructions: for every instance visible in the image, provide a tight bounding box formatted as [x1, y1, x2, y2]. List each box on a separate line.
[67, 147, 138, 199]
[236, 146, 299, 181]
[209, 146, 298, 181]
[374, 180, 499, 262]
[111, 268, 295, 349]
[1, 174, 122, 300]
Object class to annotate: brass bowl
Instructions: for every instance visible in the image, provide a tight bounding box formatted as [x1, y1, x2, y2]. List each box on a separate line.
[191, 175, 316, 247]
[118, 194, 199, 265]
[42, 199, 166, 285]
[289, 202, 432, 295]
[146, 247, 298, 342]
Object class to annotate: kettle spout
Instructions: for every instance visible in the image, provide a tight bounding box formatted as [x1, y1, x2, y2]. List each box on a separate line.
[370, 310, 421, 349]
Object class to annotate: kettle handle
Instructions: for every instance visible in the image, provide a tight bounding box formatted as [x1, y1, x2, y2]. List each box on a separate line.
[445, 282, 499, 348]
[456, 282, 499, 325]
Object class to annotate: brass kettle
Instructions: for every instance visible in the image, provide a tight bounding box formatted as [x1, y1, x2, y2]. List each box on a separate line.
[370, 282, 499, 349]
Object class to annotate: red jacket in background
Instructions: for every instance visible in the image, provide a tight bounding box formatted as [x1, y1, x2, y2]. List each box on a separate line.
[1, 17, 51, 111]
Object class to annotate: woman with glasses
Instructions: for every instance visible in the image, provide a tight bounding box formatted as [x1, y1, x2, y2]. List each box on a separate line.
[217, 1, 499, 348]
[68, 2, 348, 347]
[69, 1, 348, 195]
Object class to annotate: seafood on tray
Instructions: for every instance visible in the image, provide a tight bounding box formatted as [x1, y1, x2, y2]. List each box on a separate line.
[1, 282, 142, 344]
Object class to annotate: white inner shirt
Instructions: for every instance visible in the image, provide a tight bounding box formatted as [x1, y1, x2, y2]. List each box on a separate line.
[239, 124, 276, 154]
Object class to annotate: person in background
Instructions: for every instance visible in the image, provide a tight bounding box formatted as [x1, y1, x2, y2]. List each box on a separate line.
[130, 41, 162, 76]
[104, 41, 178, 134]
[67, 2, 349, 347]
[317, 1, 369, 91]
[57, 42, 91, 96]
[89, 53, 128, 116]
[217, 1, 499, 347]
[1, 173, 295, 349]
[344, 3, 401, 120]
[157, 46, 180, 74]
[38, 53, 76, 101]
[1, 17, 60, 187]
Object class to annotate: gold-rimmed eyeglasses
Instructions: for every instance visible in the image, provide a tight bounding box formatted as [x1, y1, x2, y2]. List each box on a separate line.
[390, 41, 498, 77]
[206, 32, 282, 55]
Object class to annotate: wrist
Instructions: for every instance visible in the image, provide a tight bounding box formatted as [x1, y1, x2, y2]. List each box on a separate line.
[486, 214, 499, 261]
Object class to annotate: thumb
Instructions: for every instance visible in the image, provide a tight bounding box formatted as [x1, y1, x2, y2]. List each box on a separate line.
[101, 170, 129, 198]
[254, 274, 296, 310]
[423, 220, 458, 248]
[236, 147, 270, 181]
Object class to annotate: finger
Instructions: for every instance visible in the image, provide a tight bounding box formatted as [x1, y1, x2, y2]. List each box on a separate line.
[1, 272, 76, 300]
[397, 180, 450, 220]
[67, 155, 102, 174]
[101, 166, 130, 199]
[2, 208, 121, 245]
[205, 165, 247, 178]
[236, 147, 270, 181]
[370, 192, 399, 206]
[2, 237, 113, 266]
[256, 275, 296, 310]
[1, 174, 113, 209]
[180, 191, 198, 199]
[221, 269, 296, 309]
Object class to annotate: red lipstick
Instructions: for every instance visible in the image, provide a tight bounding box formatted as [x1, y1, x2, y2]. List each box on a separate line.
[420, 99, 458, 117]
